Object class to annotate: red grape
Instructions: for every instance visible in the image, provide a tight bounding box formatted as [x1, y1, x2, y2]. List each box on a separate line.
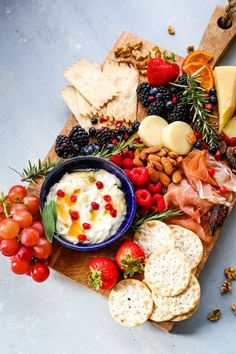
[11, 256, 30, 275]
[0, 238, 19, 256]
[23, 196, 40, 215]
[8, 185, 27, 203]
[0, 219, 20, 239]
[13, 210, 33, 228]
[33, 237, 52, 259]
[31, 263, 50, 282]
[17, 245, 33, 261]
[9, 203, 28, 216]
[20, 227, 40, 247]
[31, 221, 45, 237]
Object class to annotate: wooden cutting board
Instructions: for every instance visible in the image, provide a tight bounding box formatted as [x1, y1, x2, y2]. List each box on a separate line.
[30, 6, 236, 332]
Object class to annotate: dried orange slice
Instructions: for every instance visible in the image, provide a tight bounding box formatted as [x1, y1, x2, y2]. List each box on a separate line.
[182, 62, 214, 91]
[182, 50, 213, 67]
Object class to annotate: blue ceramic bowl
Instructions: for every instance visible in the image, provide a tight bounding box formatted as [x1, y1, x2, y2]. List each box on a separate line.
[39, 156, 136, 251]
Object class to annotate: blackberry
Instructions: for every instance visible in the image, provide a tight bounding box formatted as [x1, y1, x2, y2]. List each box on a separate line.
[155, 86, 173, 102]
[68, 125, 89, 147]
[147, 100, 165, 116]
[95, 127, 113, 146]
[166, 104, 189, 123]
[55, 135, 73, 158]
[136, 82, 151, 107]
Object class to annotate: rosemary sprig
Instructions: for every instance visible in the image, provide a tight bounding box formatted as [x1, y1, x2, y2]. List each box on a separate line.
[131, 209, 183, 231]
[176, 70, 220, 148]
[92, 134, 144, 159]
[10, 158, 61, 185]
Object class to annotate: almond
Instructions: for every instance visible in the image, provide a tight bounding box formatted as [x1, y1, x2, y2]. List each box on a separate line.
[187, 132, 197, 145]
[148, 154, 161, 163]
[148, 168, 160, 183]
[140, 148, 147, 160]
[157, 148, 167, 157]
[176, 156, 183, 164]
[160, 172, 171, 186]
[134, 149, 141, 159]
[133, 158, 144, 167]
[167, 156, 177, 166]
[161, 157, 174, 175]
[152, 161, 164, 171]
[145, 146, 161, 154]
[168, 151, 179, 159]
[172, 170, 182, 184]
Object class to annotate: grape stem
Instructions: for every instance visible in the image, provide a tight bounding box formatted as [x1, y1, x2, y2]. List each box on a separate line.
[0, 192, 11, 218]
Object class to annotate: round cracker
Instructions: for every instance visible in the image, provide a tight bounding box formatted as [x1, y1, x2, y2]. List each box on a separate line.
[170, 225, 203, 270]
[171, 300, 200, 322]
[134, 221, 174, 258]
[151, 275, 200, 322]
[108, 279, 153, 327]
[144, 249, 191, 296]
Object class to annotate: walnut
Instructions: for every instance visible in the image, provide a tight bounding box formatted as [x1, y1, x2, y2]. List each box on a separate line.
[220, 280, 232, 294]
[187, 45, 195, 53]
[149, 46, 161, 59]
[167, 25, 176, 35]
[224, 267, 236, 280]
[207, 309, 222, 322]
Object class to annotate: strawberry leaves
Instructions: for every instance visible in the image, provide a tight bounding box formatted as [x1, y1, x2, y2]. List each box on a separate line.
[88, 270, 102, 290]
[163, 50, 176, 63]
[121, 255, 144, 278]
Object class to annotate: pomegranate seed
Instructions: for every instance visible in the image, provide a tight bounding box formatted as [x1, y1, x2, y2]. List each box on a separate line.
[91, 202, 99, 210]
[205, 103, 213, 111]
[123, 133, 129, 141]
[215, 150, 222, 160]
[96, 181, 104, 189]
[70, 211, 79, 220]
[148, 96, 155, 102]
[194, 132, 202, 138]
[208, 168, 215, 176]
[171, 96, 177, 104]
[110, 209, 117, 218]
[100, 117, 107, 123]
[112, 139, 119, 146]
[115, 121, 123, 128]
[105, 203, 113, 211]
[78, 234, 87, 241]
[103, 195, 112, 202]
[202, 142, 209, 149]
[83, 223, 91, 230]
[70, 195, 77, 203]
[219, 186, 228, 194]
[57, 190, 65, 197]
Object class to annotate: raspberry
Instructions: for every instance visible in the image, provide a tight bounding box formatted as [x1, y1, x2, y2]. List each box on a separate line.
[136, 189, 152, 207]
[129, 167, 149, 187]
[137, 203, 152, 216]
[110, 154, 122, 167]
[70, 195, 77, 203]
[103, 195, 112, 202]
[122, 158, 134, 170]
[83, 223, 91, 230]
[96, 181, 104, 189]
[78, 234, 87, 241]
[123, 169, 131, 178]
[147, 182, 162, 194]
[91, 202, 99, 210]
[57, 190, 65, 197]
[110, 209, 117, 218]
[151, 194, 166, 212]
[70, 211, 79, 220]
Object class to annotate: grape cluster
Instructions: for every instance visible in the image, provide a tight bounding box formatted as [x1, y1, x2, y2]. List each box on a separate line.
[0, 185, 51, 282]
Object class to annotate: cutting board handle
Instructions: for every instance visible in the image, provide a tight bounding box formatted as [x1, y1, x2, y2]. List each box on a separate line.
[198, 6, 236, 67]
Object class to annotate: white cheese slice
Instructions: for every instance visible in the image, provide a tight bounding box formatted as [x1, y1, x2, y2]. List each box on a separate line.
[162, 121, 194, 155]
[138, 115, 168, 147]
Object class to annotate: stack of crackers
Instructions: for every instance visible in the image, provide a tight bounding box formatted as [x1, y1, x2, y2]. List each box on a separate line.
[108, 222, 203, 327]
[61, 58, 139, 129]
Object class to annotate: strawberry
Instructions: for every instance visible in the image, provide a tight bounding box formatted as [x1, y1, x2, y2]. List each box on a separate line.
[88, 257, 120, 290]
[115, 240, 145, 278]
[147, 51, 180, 86]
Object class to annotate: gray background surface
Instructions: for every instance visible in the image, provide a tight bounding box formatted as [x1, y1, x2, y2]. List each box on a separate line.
[0, 1, 235, 353]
